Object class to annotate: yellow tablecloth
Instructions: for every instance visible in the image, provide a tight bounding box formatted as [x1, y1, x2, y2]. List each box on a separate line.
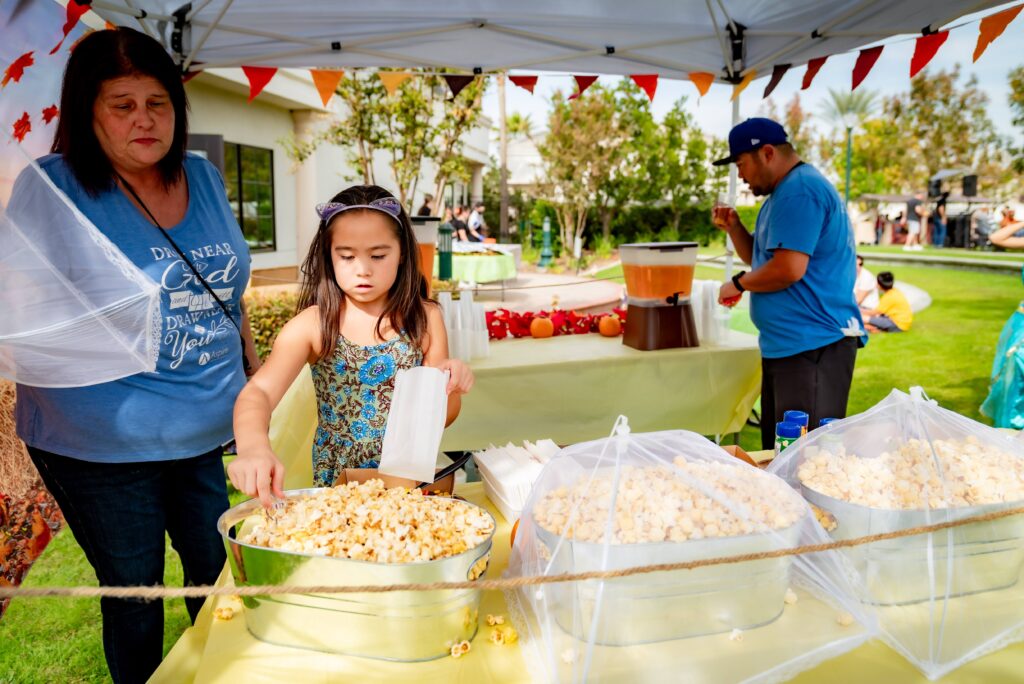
[154, 481, 1024, 683]
[443, 331, 763, 450]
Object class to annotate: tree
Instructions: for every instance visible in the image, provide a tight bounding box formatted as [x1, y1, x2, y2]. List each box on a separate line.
[654, 100, 715, 234]
[428, 75, 488, 217]
[1008, 65, 1024, 173]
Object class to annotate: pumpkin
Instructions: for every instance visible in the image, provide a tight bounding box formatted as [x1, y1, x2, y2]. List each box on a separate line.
[598, 315, 622, 337]
[530, 316, 555, 338]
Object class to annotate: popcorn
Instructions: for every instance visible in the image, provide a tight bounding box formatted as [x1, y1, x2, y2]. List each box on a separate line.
[836, 612, 855, 627]
[488, 625, 518, 645]
[450, 640, 471, 658]
[213, 606, 235, 620]
[486, 614, 505, 626]
[533, 461, 805, 543]
[729, 628, 744, 642]
[240, 479, 494, 563]
[784, 589, 799, 605]
[560, 648, 578, 664]
[798, 437, 1024, 510]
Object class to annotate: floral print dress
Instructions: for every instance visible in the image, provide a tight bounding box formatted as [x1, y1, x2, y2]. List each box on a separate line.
[310, 334, 423, 486]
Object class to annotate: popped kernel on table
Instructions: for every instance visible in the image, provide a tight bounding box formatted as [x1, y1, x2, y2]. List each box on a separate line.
[153, 483, 1024, 684]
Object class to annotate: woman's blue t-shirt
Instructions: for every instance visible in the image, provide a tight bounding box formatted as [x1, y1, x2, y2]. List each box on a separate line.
[15, 153, 251, 462]
[749, 163, 863, 359]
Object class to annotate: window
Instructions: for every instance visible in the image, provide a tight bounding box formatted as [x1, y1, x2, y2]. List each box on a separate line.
[224, 142, 275, 251]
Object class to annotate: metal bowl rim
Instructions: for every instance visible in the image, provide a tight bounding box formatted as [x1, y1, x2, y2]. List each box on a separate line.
[800, 481, 1024, 516]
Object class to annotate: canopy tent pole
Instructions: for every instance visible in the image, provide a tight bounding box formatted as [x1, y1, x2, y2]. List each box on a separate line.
[183, 0, 234, 71]
[725, 93, 740, 282]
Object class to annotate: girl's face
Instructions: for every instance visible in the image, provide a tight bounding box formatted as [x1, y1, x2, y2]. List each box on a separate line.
[328, 209, 402, 305]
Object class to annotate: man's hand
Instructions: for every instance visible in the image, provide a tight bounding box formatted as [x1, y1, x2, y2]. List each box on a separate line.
[718, 280, 742, 307]
[712, 205, 742, 233]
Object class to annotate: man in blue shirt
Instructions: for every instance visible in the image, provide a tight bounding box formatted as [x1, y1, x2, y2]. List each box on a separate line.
[712, 118, 864, 449]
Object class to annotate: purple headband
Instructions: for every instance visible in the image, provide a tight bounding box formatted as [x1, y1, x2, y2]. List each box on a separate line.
[316, 197, 403, 226]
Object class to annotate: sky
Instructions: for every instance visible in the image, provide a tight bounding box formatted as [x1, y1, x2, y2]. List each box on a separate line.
[480, 4, 1024, 151]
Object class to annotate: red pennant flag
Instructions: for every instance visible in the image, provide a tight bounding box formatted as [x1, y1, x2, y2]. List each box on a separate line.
[12, 112, 31, 142]
[569, 75, 598, 100]
[509, 75, 538, 94]
[443, 75, 475, 99]
[763, 64, 790, 99]
[242, 66, 277, 102]
[974, 6, 1023, 62]
[2, 51, 34, 88]
[630, 74, 658, 102]
[851, 46, 883, 91]
[50, 0, 90, 55]
[910, 31, 948, 78]
[41, 105, 59, 124]
[801, 56, 827, 90]
[182, 70, 203, 83]
[688, 72, 715, 97]
[310, 69, 345, 106]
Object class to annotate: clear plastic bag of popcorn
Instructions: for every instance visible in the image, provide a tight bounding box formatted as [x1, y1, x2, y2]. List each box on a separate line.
[506, 419, 871, 684]
[768, 388, 1024, 680]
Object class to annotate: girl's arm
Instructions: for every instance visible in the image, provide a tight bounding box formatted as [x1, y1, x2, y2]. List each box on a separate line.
[229, 306, 319, 506]
[421, 304, 474, 426]
[989, 221, 1024, 249]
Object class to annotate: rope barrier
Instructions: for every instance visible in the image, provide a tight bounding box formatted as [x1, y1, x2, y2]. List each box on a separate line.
[4, 503, 1022, 601]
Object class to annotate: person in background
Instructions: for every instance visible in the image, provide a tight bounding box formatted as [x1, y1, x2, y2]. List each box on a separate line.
[711, 117, 863, 450]
[931, 192, 949, 248]
[854, 255, 878, 307]
[972, 206, 996, 247]
[468, 201, 488, 240]
[452, 205, 472, 241]
[416, 194, 434, 217]
[860, 272, 912, 333]
[981, 220, 1024, 427]
[10, 28, 259, 683]
[1001, 206, 1018, 228]
[903, 191, 925, 251]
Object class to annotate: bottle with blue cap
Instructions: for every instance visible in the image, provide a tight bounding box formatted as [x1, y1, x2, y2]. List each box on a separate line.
[818, 417, 837, 428]
[774, 421, 802, 456]
[783, 410, 809, 436]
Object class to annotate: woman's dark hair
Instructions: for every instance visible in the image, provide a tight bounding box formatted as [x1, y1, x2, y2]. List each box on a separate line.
[51, 27, 188, 196]
[298, 185, 430, 362]
[877, 271, 895, 290]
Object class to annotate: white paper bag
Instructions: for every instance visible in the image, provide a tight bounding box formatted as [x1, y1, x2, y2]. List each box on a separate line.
[378, 366, 448, 483]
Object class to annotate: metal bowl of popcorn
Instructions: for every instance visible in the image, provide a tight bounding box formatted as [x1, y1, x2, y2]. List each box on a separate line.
[798, 438, 1024, 606]
[531, 461, 805, 645]
[217, 481, 495, 661]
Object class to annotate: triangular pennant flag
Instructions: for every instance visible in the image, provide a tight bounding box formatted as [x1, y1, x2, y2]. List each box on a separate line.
[801, 56, 828, 90]
[569, 75, 598, 100]
[910, 31, 948, 78]
[2, 51, 34, 88]
[241, 66, 277, 102]
[763, 64, 790, 99]
[730, 70, 757, 101]
[852, 46, 883, 91]
[688, 72, 715, 97]
[310, 69, 345, 106]
[50, 0, 90, 55]
[974, 5, 1023, 62]
[443, 75, 475, 99]
[630, 74, 658, 102]
[182, 70, 203, 83]
[509, 75, 538, 94]
[379, 72, 411, 96]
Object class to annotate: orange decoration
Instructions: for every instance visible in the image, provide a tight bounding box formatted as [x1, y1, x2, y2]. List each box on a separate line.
[974, 6, 1023, 62]
[688, 72, 715, 97]
[530, 317, 555, 338]
[310, 69, 345, 107]
[510, 519, 520, 548]
[598, 315, 622, 337]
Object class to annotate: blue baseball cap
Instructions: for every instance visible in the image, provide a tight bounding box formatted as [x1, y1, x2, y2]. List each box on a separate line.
[712, 117, 789, 166]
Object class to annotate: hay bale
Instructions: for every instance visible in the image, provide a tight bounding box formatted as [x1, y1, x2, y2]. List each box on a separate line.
[0, 380, 36, 499]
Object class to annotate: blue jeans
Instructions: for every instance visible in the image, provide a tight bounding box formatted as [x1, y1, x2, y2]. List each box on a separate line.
[932, 220, 947, 247]
[28, 447, 228, 684]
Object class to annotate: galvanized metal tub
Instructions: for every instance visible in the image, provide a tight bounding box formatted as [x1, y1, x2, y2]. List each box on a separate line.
[218, 488, 495, 661]
[802, 485, 1024, 606]
[535, 522, 801, 645]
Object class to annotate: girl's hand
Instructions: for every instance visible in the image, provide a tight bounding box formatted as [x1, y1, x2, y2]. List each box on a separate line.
[227, 448, 286, 508]
[436, 359, 474, 395]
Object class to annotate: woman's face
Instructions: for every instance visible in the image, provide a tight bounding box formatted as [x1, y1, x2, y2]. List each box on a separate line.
[92, 75, 174, 175]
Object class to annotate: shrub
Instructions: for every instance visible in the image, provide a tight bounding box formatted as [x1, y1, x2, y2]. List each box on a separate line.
[245, 289, 299, 360]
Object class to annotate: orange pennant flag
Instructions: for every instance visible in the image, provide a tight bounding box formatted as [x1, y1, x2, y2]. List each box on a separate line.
[310, 69, 345, 106]
[379, 72, 412, 96]
[688, 72, 715, 97]
[731, 70, 757, 101]
[974, 5, 1023, 62]
[241, 66, 277, 102]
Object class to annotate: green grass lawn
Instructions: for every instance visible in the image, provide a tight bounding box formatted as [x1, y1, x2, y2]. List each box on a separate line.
[856, 244, 1024, 264]
[3, 261, 1021, 681]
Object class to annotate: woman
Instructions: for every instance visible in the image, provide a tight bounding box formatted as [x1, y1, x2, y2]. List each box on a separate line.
[981, 222, 1024, 428]
[11, 28, 258, 683]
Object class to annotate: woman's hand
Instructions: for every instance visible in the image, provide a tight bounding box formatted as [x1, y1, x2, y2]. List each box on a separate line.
[227, 448, 285, 508]
[435, 359, 474, 395]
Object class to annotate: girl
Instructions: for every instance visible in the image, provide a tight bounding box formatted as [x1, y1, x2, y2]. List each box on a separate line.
[229, 185, 473, 506]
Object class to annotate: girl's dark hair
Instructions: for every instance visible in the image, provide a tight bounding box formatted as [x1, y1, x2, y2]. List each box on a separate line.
[51, 27, 189, 196]
[298, 185, 429, 362]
